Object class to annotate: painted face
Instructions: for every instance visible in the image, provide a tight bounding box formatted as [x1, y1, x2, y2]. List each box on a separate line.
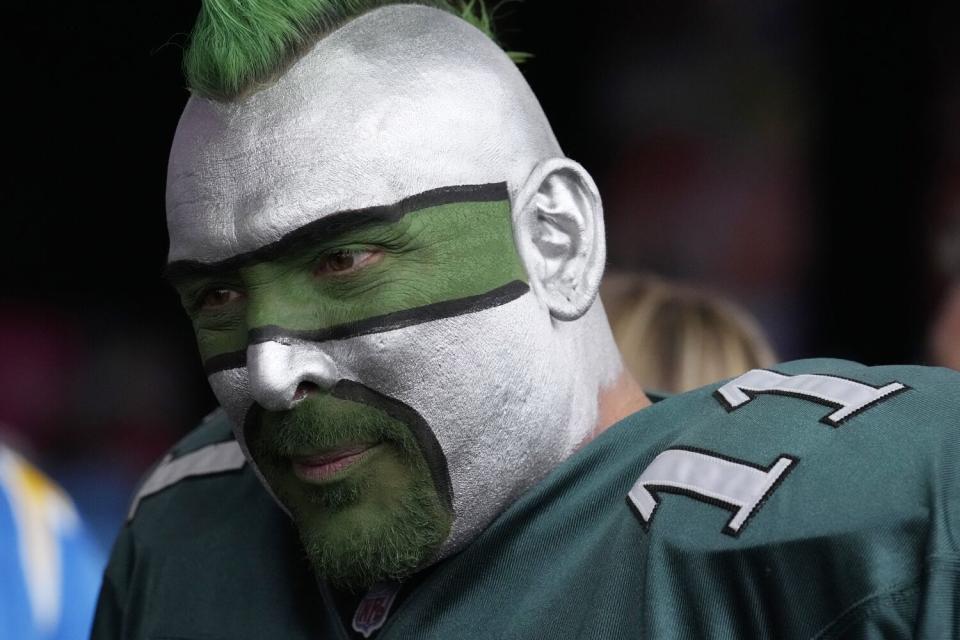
[166, 6, 616, 587]
[169, 184, 555, 585]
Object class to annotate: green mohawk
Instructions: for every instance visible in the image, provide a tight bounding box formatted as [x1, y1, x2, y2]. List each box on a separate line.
[184, 0, 521, 101]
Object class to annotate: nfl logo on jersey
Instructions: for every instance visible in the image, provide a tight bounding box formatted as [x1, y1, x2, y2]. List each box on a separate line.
[352, 582, 401, 638]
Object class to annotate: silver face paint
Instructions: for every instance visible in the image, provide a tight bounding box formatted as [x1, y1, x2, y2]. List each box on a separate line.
[246, 340, 341, 412]
[169, 5, 622, 563]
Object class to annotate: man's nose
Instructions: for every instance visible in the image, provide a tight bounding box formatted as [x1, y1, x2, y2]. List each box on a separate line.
[247, 340, 340, 411]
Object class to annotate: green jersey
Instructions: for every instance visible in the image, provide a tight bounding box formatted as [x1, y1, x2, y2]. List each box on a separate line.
[92, 359, 960, 638]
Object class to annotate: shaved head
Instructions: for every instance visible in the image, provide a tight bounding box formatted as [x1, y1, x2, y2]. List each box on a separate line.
[167, 5, 560, 263]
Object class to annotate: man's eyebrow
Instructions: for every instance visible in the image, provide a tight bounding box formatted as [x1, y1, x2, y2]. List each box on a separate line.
[164, 182, 508, 282]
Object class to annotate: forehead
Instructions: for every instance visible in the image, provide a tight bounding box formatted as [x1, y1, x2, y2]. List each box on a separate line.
[166, 5, 560, 264]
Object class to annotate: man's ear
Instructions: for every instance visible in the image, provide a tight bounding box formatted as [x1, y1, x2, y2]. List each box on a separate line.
[513, 157, 606, 321]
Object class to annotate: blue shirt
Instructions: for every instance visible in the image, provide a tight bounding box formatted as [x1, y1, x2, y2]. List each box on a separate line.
[0, 446, 104, 640]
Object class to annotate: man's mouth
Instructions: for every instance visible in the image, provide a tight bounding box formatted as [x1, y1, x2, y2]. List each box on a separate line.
[290, 444, 377, 483]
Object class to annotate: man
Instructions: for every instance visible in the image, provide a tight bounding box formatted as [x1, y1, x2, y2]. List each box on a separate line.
[94, 2, 959, 637]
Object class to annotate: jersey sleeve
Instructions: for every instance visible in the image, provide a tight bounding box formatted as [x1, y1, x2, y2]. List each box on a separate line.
[913, 379, 960, 638]
[90, 528, 134, 640]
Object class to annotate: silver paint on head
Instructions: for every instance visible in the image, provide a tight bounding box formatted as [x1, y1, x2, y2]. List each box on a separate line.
[167, 5, 561, 263]
[170, 5, 621, 564]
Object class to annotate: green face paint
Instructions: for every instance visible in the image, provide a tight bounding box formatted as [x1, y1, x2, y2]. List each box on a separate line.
[172, 196, 527, 369]
[246, 386, 452, 590]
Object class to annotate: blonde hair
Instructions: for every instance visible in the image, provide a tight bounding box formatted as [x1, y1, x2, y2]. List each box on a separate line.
[601, 273, 777, 394]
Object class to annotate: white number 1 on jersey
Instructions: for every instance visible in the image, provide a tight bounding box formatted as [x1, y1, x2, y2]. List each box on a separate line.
[715, 369, 906, 426]
[629, 369, 907, 535]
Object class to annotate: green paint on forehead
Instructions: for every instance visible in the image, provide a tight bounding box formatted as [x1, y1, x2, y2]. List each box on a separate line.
[173, 190, 528, 370]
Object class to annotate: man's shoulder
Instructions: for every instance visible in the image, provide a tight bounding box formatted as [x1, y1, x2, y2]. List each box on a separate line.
[97, 412, 327, 640]
[167, 407, 239, 458]
[709, 357, 960, 441]
[125, 409, 265, 535]
[488, 359, 957, 637]
[766, 357, 960, 404]
[609, 358, 959, 540]
[541, 358, 960, 505]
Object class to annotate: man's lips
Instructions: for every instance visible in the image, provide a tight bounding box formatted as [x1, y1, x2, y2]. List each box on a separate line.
[290, 444, 376, 483]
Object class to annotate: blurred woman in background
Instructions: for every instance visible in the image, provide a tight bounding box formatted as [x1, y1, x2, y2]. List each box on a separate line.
[601, 272, 777, 394]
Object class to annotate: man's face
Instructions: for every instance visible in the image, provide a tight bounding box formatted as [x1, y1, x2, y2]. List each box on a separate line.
[165, 5, 585, 588]
[169, 185, 558, 587]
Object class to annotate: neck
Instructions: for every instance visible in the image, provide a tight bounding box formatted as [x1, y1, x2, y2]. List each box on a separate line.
[566, 302, 650, 451]
[587, 367, 649, 446]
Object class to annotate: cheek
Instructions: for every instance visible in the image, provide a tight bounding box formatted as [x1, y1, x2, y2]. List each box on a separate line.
[207, 367, 253, 435]
[331, 295, 561, 451]
[334, 295, 581, 549]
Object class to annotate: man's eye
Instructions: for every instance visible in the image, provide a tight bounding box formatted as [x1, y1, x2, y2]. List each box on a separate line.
[315, 249, 382, 276]
[199, 288, 244, 311]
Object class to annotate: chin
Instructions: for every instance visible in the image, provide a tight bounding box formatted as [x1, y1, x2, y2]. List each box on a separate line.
[291, 485, 452, 590]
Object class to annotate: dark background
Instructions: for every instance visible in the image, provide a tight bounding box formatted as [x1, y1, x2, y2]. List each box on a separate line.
[3, 0, 959, 549]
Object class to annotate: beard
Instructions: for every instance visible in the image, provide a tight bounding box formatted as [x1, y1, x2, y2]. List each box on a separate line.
[293, 469, 450, 591]
[245, 386, 452, 591]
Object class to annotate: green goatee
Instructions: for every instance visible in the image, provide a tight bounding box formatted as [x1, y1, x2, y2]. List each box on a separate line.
[246, 392, 453, 591]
